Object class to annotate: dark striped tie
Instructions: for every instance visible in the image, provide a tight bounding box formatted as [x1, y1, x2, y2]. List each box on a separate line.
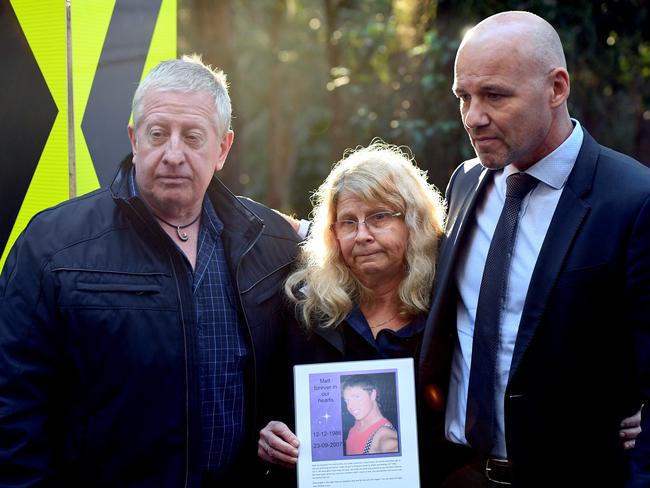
[465, 172, 538, 456]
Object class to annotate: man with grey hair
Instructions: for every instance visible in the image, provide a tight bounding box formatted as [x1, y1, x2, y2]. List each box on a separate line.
[0, 55, 300, 486]
[418, 11, 650, 487]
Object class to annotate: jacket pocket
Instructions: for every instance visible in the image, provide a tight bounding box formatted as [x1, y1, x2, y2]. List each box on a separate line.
[54, 268, 175, 311]
[559, 262, 610, 276]
[75, 281, 161, 295]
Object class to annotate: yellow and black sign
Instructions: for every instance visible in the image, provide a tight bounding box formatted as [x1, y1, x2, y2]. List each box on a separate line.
[0, 0, 176, 268]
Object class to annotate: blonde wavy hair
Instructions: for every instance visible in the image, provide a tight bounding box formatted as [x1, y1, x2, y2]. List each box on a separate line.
[285, 141, 446, 330]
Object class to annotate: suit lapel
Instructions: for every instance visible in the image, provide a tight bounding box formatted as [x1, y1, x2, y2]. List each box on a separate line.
[420, 163, 490, 376]
[436, 164, 491, 307]
[509, 131, 600, 381]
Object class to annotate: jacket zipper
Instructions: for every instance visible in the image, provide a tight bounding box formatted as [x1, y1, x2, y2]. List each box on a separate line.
[233, 222, 266, 436]
[168, 252, 192, 488]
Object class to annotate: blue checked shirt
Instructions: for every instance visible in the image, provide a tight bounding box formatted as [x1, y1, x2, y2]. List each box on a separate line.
[129, 171, 249, 475]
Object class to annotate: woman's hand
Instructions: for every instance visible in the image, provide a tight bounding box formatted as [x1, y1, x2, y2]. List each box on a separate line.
[258, 420, 300, 468]
[620, 407, 643, 450]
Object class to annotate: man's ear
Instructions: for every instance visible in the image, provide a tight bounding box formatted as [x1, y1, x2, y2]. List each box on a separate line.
[215, 129, 234, 172]
[128, 125, 137, 160]
[549, 67, 570, 109]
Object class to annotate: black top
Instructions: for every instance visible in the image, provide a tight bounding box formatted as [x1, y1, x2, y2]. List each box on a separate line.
[342, 305, 425, 361]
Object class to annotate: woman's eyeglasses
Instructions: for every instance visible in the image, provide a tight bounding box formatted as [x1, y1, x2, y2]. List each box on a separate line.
[330, 211, 403, 240]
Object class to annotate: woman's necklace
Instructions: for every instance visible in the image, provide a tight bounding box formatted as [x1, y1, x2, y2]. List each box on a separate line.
[154, 213, 201, 242]
[368, 313, 399, 329]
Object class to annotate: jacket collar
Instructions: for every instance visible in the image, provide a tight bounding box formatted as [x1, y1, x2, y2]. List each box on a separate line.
[109, 154, 265, 267]
[109, 155, 162, 241]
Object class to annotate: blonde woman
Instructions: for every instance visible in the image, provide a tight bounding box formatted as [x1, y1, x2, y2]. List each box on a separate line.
[258, 141, 445, 473]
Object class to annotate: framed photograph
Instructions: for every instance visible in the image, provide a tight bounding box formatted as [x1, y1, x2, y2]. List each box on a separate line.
[294, 358, 420, 487]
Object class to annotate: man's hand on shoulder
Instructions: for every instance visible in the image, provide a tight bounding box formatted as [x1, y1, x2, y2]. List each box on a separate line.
[273, 210, 300, 232]
[273, 209, 310, 238]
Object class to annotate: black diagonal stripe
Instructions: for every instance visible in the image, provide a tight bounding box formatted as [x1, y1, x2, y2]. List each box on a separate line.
[0, 0, 58, 257]
[81, 0, 163, 186]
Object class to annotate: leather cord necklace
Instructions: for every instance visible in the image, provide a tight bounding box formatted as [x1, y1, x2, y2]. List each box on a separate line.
[154, 213, 201, 242]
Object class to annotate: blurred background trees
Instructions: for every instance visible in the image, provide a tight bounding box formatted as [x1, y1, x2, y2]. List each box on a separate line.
[179, 0, 650, 217]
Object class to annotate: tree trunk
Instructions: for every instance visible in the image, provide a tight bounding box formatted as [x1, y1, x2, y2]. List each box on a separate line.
[187, 0, 242, 193]
[324, 0, 349, 163]
[267, 0, 297, 211]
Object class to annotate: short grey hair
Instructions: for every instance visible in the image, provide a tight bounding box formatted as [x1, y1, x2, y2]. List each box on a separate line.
[131, 54, 232, 137]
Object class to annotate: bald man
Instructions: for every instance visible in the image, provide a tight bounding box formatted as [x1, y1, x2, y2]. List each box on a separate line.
[418, 11, 650, 487]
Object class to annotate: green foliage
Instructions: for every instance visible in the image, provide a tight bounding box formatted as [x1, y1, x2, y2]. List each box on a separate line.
[180, 0, 650, 216]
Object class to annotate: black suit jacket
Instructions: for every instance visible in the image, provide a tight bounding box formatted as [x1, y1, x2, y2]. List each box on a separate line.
[418, 129, 650, 487]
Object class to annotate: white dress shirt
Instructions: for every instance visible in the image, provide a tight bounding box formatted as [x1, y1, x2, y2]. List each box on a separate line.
[445, 121, 584, 458]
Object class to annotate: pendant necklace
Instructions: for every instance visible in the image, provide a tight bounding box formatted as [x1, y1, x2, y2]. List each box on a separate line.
[368, 313, 399, 329]
[154, 213, 201, 242]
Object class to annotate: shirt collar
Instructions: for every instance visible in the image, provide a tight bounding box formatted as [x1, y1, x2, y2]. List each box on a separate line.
[128, 166, 139, 197]
[346, 305, 426, 342]
[201, 194, 223, 238]
[504, 119, 583, 190]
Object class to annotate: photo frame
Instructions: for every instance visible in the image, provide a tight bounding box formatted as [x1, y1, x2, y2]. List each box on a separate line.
[294, 358, 420, 487]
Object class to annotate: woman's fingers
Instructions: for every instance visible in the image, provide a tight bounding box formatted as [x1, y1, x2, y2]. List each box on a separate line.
[258, 420, 300, 468]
